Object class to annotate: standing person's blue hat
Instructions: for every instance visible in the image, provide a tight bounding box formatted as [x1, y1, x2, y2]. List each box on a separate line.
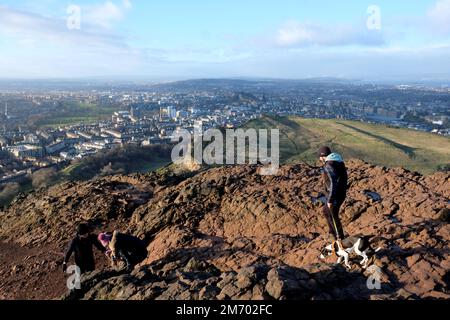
[318, 146, 332, 158]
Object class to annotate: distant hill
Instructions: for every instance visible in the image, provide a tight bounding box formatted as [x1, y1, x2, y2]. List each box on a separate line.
[148, 78, 360, 93]
[244, 115, 450, 174]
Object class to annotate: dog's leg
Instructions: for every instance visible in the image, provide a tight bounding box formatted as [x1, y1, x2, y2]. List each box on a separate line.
[354, 246, 367, 266]
[337, 249, 351, 269]
[343, 252, 351, 269]
[361, 251, 370, 269]
[356, 248, 370, 269]
[336, 241, 352, 269]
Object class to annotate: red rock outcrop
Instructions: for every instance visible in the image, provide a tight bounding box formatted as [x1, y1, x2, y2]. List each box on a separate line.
[0, 160, 449, 300]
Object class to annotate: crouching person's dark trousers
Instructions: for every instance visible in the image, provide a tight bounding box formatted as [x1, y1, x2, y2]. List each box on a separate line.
[118, 248, 147, 270]
[322, 200, 345, 240]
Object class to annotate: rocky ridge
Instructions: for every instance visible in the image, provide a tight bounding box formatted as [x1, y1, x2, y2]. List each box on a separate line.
[0, 160, 449, 300]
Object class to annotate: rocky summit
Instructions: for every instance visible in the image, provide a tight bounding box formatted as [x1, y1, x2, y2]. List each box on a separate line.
[0, 160, 449, 300]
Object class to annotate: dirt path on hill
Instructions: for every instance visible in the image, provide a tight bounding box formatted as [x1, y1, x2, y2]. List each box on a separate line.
[0, 240, 109, 300]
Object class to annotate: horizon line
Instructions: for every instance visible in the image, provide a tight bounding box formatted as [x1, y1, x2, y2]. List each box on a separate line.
[0, 76, 450, 86]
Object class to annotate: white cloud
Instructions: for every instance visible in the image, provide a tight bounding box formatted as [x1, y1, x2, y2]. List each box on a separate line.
[0, 4, 249, 78]
[275, 20, 385, 47]
[123, 0, 133, 10]
[428, 0, 450, 34]
[84, 1, 132, 29]
[277, 21, 318, 46]
[0, 5, 127, 48]
[2, 1, 450, 79]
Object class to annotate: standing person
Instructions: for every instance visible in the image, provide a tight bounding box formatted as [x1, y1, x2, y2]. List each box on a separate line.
[318, 146, 348, 241]
[98, 231, 147, 272]
[63, 223, 106, 274]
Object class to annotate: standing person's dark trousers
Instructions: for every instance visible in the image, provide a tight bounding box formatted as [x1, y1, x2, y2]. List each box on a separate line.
[117, 246, 147, 270]
[322, 200, 345, 240]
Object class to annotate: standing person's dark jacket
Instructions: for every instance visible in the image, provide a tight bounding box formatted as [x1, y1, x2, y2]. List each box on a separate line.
[64, 234, 106, 274]
[322, 153, 348, 204]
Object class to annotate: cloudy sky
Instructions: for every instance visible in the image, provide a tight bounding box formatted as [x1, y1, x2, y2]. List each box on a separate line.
[1, 0, 450, 81]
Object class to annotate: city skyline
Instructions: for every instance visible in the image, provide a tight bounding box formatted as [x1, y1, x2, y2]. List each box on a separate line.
[1, 0, 450, 81]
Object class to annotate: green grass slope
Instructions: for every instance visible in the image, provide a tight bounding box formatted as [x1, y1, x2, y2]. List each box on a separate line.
[33, 103, 119, 128]
[245, 115, 450, 174]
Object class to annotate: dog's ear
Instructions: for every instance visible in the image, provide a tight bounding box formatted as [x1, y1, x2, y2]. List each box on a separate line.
[333, 242, 340, 252]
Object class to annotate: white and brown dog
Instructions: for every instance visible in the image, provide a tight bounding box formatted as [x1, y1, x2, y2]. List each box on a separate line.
[319, 235, 381, 269]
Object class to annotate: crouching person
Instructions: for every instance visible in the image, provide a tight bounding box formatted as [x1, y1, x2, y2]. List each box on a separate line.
[98, 231, 147, 272]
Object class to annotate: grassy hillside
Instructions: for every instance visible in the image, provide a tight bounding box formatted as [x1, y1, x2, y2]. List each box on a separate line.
[31, 103, 119, 128]
[59, 144, 172, 181]
[245, 115, 450, 174]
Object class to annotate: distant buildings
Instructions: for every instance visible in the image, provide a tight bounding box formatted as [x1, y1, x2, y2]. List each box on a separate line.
[159, 106, 178, 121]
[0, 170, 30, 184]
[45, 141, 66, 155]
[102, 129, 123, 139]
[0, 80, 448, 184]
[425, 115, 448, 126]
[168, 106, 177, 119]
[4, 102, 8, 119]
[112, 111, 132, 124]
[7, 145, 44, 158]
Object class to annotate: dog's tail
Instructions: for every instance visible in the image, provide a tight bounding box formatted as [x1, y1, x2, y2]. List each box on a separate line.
[367, 247, 382, 257]
[367, 246, 382, 257]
